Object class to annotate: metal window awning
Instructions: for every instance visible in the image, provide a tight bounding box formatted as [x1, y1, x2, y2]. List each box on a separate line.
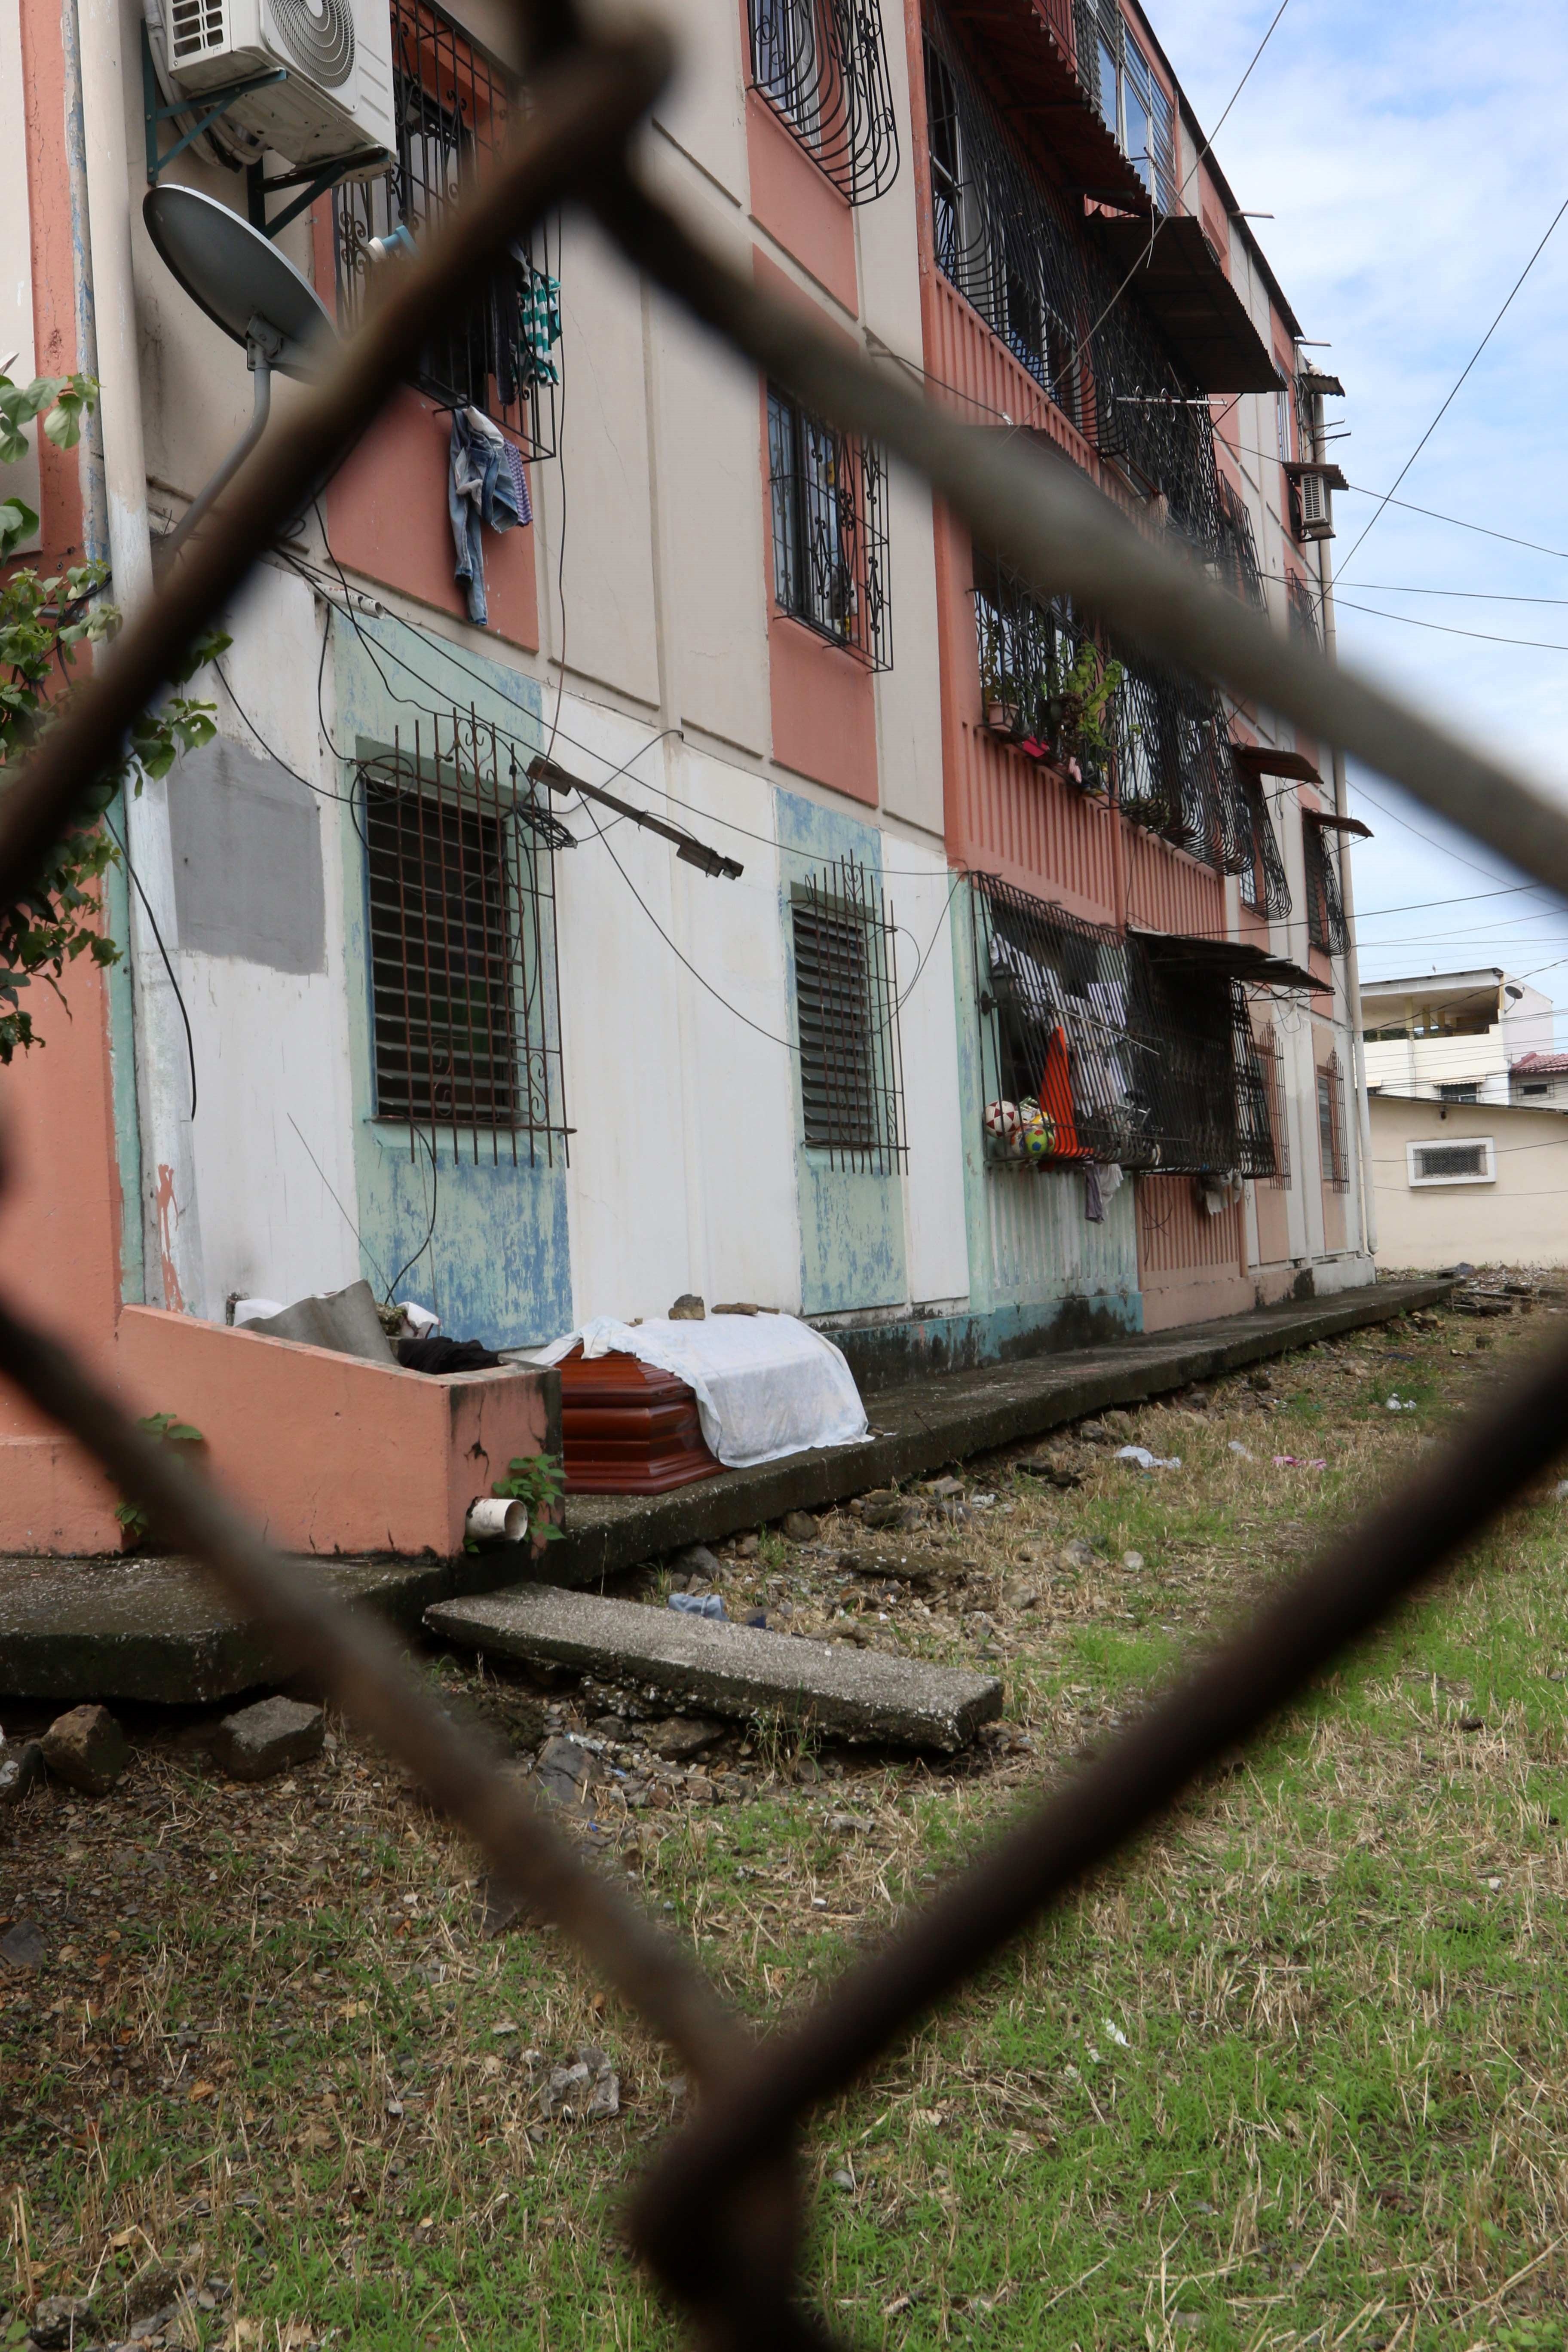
[1298, 367, 1345, 398]
[1303, 807, 1373, 841]
[1132, 926, 1332, 995]
[1085, 215, 1283, 392]
[1232, 743, 1321, 784]
[1285, 459, 1349, 491]
[942, 0, 1152, 214]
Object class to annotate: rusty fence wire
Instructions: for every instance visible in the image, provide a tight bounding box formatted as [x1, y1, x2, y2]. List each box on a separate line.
[3, 12, 1568, 2346]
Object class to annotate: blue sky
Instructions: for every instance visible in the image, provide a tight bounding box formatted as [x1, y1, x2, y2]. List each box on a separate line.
[1153, 0, 1568, 1037]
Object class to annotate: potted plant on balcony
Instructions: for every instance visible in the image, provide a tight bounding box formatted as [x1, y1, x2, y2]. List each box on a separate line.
[1043, 640, 1124, 789]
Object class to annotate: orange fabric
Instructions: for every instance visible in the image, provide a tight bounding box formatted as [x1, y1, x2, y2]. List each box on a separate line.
[1039, 1026, 1087, 1158]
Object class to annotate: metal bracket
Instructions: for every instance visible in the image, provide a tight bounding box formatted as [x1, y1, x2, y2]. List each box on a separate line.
[142, 24, 287, 184]
[246, 148, 388, 241]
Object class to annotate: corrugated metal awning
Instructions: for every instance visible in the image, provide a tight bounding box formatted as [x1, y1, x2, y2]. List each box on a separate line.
[1303, 808, 1374, 841]
[1132, 927, 1331, 995]
[1086, 215, 1283, 392]
[1232, 743, 1321, 784]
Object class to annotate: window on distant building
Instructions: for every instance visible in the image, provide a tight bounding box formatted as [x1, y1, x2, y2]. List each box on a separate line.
[362, 715, 569, 1164]
[1438, 1082, 1480, 1103]
[333, 0, 561, 457]
[747, 0, 900, 201]
[790, 862, 906, 1172]
[768, 385, 892, 669]
[1522, 1081, 1551, 1096]
[1316, 1053, 1349, 1191]
[1087, 0, 1176, 211]
[1408, 1138, 1494, 1186]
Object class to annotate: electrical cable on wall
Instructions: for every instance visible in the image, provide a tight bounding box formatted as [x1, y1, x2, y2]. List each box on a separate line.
[103, 808, 198, 1122]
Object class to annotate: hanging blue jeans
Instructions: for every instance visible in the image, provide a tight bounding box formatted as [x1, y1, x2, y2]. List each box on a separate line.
[447, 407, 528, 628]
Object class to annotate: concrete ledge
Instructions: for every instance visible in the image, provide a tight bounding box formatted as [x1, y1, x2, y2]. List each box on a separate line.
[0, 1277, 1448, 1703]
[547, 1277, 1451, 1590]
[425, 1584, 1003, 1750]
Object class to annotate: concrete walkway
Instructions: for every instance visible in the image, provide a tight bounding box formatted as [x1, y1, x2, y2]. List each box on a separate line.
[0, 1277, 1447, 1704]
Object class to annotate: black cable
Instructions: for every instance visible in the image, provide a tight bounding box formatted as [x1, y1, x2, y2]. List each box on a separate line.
[383, 1124, 440, 1303]
[544, 297, 569, 767]
[103, 807, 197, 1122]
[213, 657, 363, 823]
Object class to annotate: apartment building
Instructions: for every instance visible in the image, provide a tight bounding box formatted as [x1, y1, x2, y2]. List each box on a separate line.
[0, 0, 1372, 1549]
[1361, 968, 1557, 1105]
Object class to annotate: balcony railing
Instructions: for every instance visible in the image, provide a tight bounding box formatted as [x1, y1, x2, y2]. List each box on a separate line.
[747, 0, 900, 202]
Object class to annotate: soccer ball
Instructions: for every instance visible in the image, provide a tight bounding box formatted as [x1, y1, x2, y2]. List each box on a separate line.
[985, 1099, 1022, 1147]
[1022, 1112, 1056, 1161]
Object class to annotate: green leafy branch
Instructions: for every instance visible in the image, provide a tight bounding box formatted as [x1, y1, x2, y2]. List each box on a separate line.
[0, 371, 230, 1063]
[114, 1410, 205, 1544]
[491, 1452, 566, 1540]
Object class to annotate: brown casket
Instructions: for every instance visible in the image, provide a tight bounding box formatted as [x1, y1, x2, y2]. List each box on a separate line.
[557, 1346, 723, 1494]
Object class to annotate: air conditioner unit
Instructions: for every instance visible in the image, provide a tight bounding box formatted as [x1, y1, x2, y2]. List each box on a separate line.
[1296, 466, 1333, 542]
[159, 0, 395, 168]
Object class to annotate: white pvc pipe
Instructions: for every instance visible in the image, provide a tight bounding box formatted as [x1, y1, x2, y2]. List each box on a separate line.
[77, 0, 207, 1314]
[466, 1497, 529, 1544]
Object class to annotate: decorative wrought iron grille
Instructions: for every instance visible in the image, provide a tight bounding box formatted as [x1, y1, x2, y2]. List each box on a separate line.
[1286, 570, 1321, 647]
[1237, 768, 1292, 919]
[1074, 0, 1177, 213]
[1317, 1048, 1350, 1189]
[1113, 649, 1254, 873]
[1213, 475, 1266, 609]
[971, 554, 1109, 789]
[970, 876, 1280, 1175]
[790, 860, 906, 1173]
[333, 0, 561, 459]
[747, 0, 899, 202]
[1255, 1018, 1290, 1185]
[1304, 814, 1350, 954]
[768, 385, 892, 669]
[361, 709, 570, 1165]
[923, 22, 1092, 427]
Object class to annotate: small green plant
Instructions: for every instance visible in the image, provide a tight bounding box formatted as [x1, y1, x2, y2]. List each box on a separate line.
[1050, 639, 1126, 761]
[114, 1410, 205, 1544]
[491, 1452, 566, 1540]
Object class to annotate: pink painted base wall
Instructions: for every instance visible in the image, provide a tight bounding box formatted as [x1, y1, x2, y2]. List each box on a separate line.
[113, 1309, 559, 1558]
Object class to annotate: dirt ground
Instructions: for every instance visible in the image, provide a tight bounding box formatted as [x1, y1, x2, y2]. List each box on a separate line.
[5, 1273, 1568, 2352]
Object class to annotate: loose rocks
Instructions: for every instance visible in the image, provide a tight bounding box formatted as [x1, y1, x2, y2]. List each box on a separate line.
[838, 1545, 949, 1586]
[0, 1736, 44, 1807]
[30, 2297, 96, 2349]
[40, 1703, 129, 1796]
[0, 1919, 46, 1970]
[781, 1510, 818, 1542]
[208, 1696, 325, 1783]
[643, 1715, 725, 1761]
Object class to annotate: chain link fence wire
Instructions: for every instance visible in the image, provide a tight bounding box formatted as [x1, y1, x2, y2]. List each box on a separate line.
[4, 13, 1568, 2345]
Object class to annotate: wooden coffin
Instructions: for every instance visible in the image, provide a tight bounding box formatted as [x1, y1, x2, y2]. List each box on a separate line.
[558, 1346, 723, 1494]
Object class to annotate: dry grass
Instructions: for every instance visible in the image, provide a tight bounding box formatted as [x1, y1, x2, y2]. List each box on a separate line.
[6, 1286, 1568, 2350]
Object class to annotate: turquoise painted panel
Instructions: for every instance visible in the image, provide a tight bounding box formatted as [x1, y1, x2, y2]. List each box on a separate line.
[775, 788, 907, 1317]
[334, 616, 572, 1349]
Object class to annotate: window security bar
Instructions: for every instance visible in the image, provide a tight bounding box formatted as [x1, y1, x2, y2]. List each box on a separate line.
[1286, 571, 1322, 647]
[1254, 1020, 1291, 1187]
[361, 710, 569, 1165]
[333, 0, 561, 458]
[1113, 649, 1256, 877]
[971, 555, 1109, 791]
[1317, 1049, 1350, 1190]
[1213, 476, 1267, 612]
[1304, 815, 1350, 956]
[768, 385, 892, 671]
[747, 0, 899, 203]
[1237, 767, 1292, 921]
[791, 858, 907, 1174]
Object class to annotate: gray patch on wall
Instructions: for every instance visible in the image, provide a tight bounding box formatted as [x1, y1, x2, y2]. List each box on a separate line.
[168, 735, 327, 974]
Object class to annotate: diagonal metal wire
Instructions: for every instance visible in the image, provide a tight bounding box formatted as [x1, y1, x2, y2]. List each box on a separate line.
[3, 15, 1568, 2351]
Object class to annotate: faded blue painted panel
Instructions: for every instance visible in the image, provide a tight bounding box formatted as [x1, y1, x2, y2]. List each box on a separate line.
[949, 880, 1142, 1330]
[775, 788, 907, 1317]
[334, 617, 572, 1348]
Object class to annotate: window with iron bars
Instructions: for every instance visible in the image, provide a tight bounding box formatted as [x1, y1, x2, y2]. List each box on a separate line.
[1254, 1020, 1291, 1186]
[1317, 1050, 1349, 1190]
[1286, 571, 1321, 647]
[922, 5, 1221, 558]
[1213, 476, 1266, 610]
[1303, 817, 1350, 955]
[1113, 651, 1255, 877]
[1237, 769, 1292, 919]
[361, 712, 570, 1166]
[768, 386, 892, 670]
[790, 861, 907, 1173]
[333, 0, 561, 460]
[971, 555, 1109, 791]
[748, 0, 900, 202]
[1076, 0, 1177, 214]
[969, 875, 1278, 1178]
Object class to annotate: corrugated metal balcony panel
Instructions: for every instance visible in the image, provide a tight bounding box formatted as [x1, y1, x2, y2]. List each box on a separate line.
[986, 1162, 1134, 1306]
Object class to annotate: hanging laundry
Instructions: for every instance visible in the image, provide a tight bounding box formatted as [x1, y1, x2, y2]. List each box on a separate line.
[517, 259, 562, 387]
[448, 407, 530, 629]
[1083, 1162, 1104, 1222]
[1039, 1024, 1087, 1158]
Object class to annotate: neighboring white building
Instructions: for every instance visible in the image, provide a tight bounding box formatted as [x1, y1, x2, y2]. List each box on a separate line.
[1361, 970, 1556, 1107]
[1369, 1091, 1568, 1270]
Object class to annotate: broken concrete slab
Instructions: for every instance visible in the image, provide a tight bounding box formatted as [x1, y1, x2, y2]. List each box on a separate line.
[208, 1695, 325, 1782]
[426, 1585, 1002, 1752]
[40, 1704, 129, 1795]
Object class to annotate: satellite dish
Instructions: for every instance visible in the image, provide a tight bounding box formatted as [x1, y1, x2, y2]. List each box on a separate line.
[144, 184, 335, 382]
[142, 186, 338, 555]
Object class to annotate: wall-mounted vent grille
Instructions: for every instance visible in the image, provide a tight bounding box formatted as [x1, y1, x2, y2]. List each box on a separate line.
[169, 0, 227, 62]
